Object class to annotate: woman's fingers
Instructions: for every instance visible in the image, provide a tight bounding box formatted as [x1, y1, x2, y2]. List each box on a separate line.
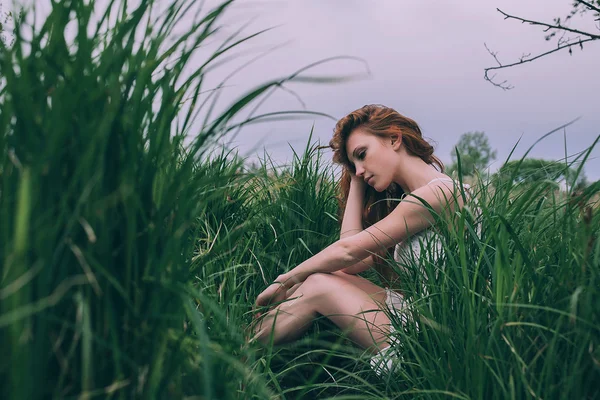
[255, 282, 286, 308]
[255, 284, 276, 307]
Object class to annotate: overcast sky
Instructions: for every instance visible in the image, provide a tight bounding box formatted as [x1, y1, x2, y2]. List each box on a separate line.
[192, 0, 600, 180]
[22, 0, 600, 179]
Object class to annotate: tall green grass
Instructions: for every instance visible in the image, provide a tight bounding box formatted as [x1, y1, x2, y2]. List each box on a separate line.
[1, 0, 599, 398]
[382, 151, 600, 399]
[190, 135, 600, 399]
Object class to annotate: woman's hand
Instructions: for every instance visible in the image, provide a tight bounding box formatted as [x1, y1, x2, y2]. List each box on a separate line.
[255, 282, 287, 308]
[255, 274, 297, 308]
[350, 170, 366, 188]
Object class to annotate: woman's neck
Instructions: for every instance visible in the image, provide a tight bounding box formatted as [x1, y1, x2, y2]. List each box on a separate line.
[395, 158, 446, 193]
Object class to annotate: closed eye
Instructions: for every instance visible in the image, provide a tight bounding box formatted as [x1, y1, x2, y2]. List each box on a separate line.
[357, 151, 366, 160]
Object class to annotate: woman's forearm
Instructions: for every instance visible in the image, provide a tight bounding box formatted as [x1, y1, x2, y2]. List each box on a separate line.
[274, 178, 370, 287]
[278, 240, 354, 288]
[340, 177, 365, 239]
[339, 177, 372, 273]
[341, 256, 374, 274]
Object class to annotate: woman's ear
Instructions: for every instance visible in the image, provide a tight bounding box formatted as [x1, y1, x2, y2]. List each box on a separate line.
[390, 134, 402, 150]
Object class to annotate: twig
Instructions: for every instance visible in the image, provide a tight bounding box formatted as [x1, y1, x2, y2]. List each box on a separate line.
[575, 0, 600, 14]
[496, 8, 600, 39]
[484, 6, 600, 89]
[485, 37, 595, 73]
[483, 43, 514, 90]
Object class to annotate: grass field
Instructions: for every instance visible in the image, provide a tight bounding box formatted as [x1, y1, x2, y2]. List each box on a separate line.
[1, 0, 599, 398]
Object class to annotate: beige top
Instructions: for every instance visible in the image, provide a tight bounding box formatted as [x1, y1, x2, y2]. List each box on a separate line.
[390, 178, 475, 286]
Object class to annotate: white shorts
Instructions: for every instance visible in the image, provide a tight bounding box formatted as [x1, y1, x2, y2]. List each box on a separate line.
[370, 289, 408, 376]
[385, 288, 408, 323]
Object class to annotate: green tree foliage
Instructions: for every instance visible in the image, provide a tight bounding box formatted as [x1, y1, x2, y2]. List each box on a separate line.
[448, 131, 497, 177]
[494, 158, 588, 189]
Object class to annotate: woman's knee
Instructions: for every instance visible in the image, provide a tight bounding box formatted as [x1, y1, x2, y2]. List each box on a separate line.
[300, 273, 339, 298]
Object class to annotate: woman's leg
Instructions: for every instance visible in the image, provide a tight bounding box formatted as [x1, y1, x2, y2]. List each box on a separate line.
[252, 272, 390, 352]
[330, 270, 388, 297]
[284, 270, 383, 300]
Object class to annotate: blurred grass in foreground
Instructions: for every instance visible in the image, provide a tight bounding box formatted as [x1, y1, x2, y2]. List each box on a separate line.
[1, 0, 599, 398]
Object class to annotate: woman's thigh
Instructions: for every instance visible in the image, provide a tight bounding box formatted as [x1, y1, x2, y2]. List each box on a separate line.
[285, 271, 387, 304]
[299, 273, 391, 351]
[330, 271, 387, 304]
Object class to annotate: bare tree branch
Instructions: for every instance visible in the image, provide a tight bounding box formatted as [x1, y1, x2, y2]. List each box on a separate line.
[496, 8, 600, 39]
[485, 37, 595, 81]
[484, 5, 600, 89]
[483, 43, 514, 90]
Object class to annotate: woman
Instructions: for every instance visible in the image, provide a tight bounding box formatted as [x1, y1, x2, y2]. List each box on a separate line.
[252, 104, 471, 374]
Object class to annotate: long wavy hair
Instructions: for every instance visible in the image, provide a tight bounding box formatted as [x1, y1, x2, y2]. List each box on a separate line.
[329, 104, 445, 269]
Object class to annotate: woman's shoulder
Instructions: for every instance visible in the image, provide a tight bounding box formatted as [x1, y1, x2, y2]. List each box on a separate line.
[422, 176, 475, 203]
[425, 175, 471, 189]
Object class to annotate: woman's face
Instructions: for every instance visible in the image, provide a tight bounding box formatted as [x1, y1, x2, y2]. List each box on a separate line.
[345, 128, 400, 192]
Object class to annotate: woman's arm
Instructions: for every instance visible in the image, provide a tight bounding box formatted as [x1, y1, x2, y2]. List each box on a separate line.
[268, 182, 459, 291]
[341, 256, 373, 274]
[339, 174, 373, 273]
[340, 174, 366, 239]
[256, 183, 460, 306]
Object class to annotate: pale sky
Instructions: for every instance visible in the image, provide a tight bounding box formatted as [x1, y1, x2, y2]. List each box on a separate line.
[21, 0, 600, 180]
[196, 0, 600, 180]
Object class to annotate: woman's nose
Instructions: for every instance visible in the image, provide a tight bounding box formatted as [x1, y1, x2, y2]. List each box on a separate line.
[355, 165, 365, 177]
